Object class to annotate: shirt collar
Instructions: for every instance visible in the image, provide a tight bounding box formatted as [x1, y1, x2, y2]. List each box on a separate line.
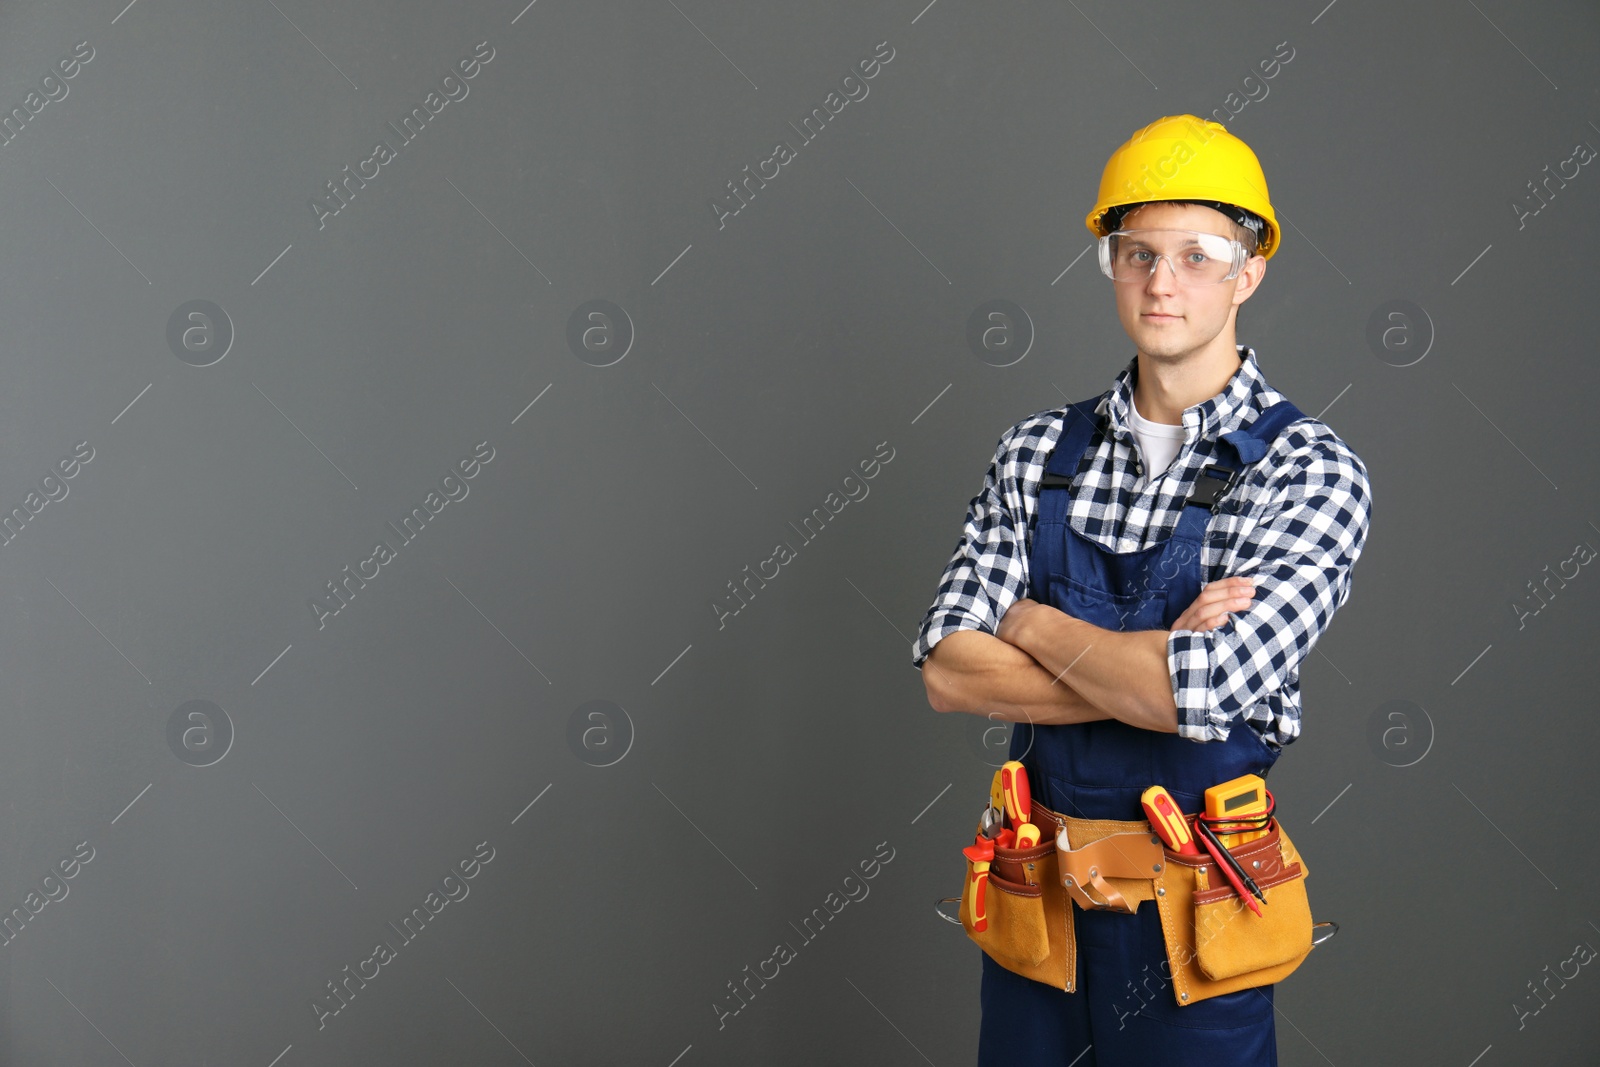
[1098, 344, 1265, 445]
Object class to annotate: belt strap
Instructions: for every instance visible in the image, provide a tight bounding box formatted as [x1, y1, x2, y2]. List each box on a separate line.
[1031, 805, 1166, 913]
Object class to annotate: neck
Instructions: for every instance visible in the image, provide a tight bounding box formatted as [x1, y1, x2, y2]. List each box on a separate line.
[1131, 328, 1243, 425]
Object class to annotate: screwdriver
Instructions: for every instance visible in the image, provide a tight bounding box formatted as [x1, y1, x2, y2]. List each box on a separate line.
[1141, 785, 1202, 856]
[1000, 761, 1031, 823]
[1000, 761, 1039, 849]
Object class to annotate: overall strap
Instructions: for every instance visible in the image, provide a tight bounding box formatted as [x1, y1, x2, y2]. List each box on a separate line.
[1029, 397, 1105, 601]
[1182, 399, 1307, 514]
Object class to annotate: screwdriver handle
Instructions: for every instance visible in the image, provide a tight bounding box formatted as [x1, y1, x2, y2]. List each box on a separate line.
[1000, 761, 1032, 825]
[1141, 785, 1202, 856]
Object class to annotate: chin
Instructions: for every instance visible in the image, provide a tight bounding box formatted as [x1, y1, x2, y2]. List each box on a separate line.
[1142, 346, 1193, 362]
[1129, 329, 1192, 357]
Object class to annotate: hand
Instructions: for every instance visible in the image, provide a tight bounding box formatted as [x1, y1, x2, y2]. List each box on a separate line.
[1170, 576, 1257, 633]
[995, 597, 1042, 647]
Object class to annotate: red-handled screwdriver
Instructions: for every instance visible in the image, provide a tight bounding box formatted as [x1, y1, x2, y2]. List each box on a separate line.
[1141, 785, 1202, 856]
[1000, 761, 1040, 850]
[1000, 761, 1032, 824]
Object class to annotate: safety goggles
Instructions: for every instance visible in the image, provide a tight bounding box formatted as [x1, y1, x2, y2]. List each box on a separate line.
[1097, 228, 1251, 286]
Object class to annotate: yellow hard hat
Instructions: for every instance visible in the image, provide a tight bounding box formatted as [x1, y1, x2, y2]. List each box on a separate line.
[1085, 115, 1281, 259]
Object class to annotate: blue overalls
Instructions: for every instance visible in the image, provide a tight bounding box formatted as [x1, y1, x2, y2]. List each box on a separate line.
[977, 394, 1306, 1066]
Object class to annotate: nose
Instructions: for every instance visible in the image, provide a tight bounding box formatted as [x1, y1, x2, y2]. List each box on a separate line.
[1144, 254, 1180, 295]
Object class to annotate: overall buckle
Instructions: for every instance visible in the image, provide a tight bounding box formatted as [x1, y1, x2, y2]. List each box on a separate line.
[1186, 464, 1239, 512]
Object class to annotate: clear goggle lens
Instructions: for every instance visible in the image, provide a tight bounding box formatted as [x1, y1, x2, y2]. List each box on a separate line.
[1098, 229, 1249, 285]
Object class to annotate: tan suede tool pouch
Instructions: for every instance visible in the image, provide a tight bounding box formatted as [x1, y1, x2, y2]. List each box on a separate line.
[958, 799, 1160, 992]
[959, 802, 1316, 1004]
[958, 810, 1068, 987]
[1151, 816, 1315, 1006]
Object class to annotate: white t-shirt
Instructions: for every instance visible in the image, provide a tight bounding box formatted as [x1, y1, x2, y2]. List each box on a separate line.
[1128, 396, 1190, 478]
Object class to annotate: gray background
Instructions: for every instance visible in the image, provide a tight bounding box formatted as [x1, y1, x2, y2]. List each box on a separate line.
[0, 0, 1596, 1064]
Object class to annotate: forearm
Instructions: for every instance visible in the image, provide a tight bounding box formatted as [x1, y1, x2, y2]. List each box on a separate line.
[921, 630, 1112, 725]
[1008, 607, 1180, 733]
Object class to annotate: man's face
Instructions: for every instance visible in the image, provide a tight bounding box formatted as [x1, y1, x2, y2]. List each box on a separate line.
[1108, 202, 1266, 363]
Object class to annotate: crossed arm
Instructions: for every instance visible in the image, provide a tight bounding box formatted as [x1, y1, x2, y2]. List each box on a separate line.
[916, 423, 1371, 743]
[920, 578, 1259, 732]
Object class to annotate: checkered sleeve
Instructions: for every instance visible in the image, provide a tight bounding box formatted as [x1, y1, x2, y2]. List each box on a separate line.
[911, 429, 1033, 669]
[1166, 436, 1373, 742]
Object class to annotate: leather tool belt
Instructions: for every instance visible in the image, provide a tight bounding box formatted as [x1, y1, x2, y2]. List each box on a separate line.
[946, 795, 1323, 1006]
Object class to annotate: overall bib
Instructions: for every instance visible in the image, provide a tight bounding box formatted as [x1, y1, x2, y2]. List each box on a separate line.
[976, 395, 1305, 1067]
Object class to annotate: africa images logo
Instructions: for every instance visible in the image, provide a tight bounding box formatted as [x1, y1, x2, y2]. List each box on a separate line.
[309, 41, 496, 231]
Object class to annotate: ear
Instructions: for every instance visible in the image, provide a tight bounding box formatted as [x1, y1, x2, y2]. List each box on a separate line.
[1231, 254, 1267, 308]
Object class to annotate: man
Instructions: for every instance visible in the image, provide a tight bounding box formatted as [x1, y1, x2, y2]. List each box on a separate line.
[912, 115, 1372, 1065]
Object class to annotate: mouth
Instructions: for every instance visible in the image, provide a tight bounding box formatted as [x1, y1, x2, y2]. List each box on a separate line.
[1141, 312, 1182, 322]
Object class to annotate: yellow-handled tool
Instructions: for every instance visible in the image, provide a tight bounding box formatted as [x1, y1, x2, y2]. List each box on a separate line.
[970, 860, 991, 931]
[1141, 784, 1202, 856]
[1000, 761, 1032, 823]
[1001, 761, 1039, 850]
[962, 836, 995, 932]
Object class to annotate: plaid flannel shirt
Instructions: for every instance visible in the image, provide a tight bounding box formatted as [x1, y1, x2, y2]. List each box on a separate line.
[911, 346, 1372, 748]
